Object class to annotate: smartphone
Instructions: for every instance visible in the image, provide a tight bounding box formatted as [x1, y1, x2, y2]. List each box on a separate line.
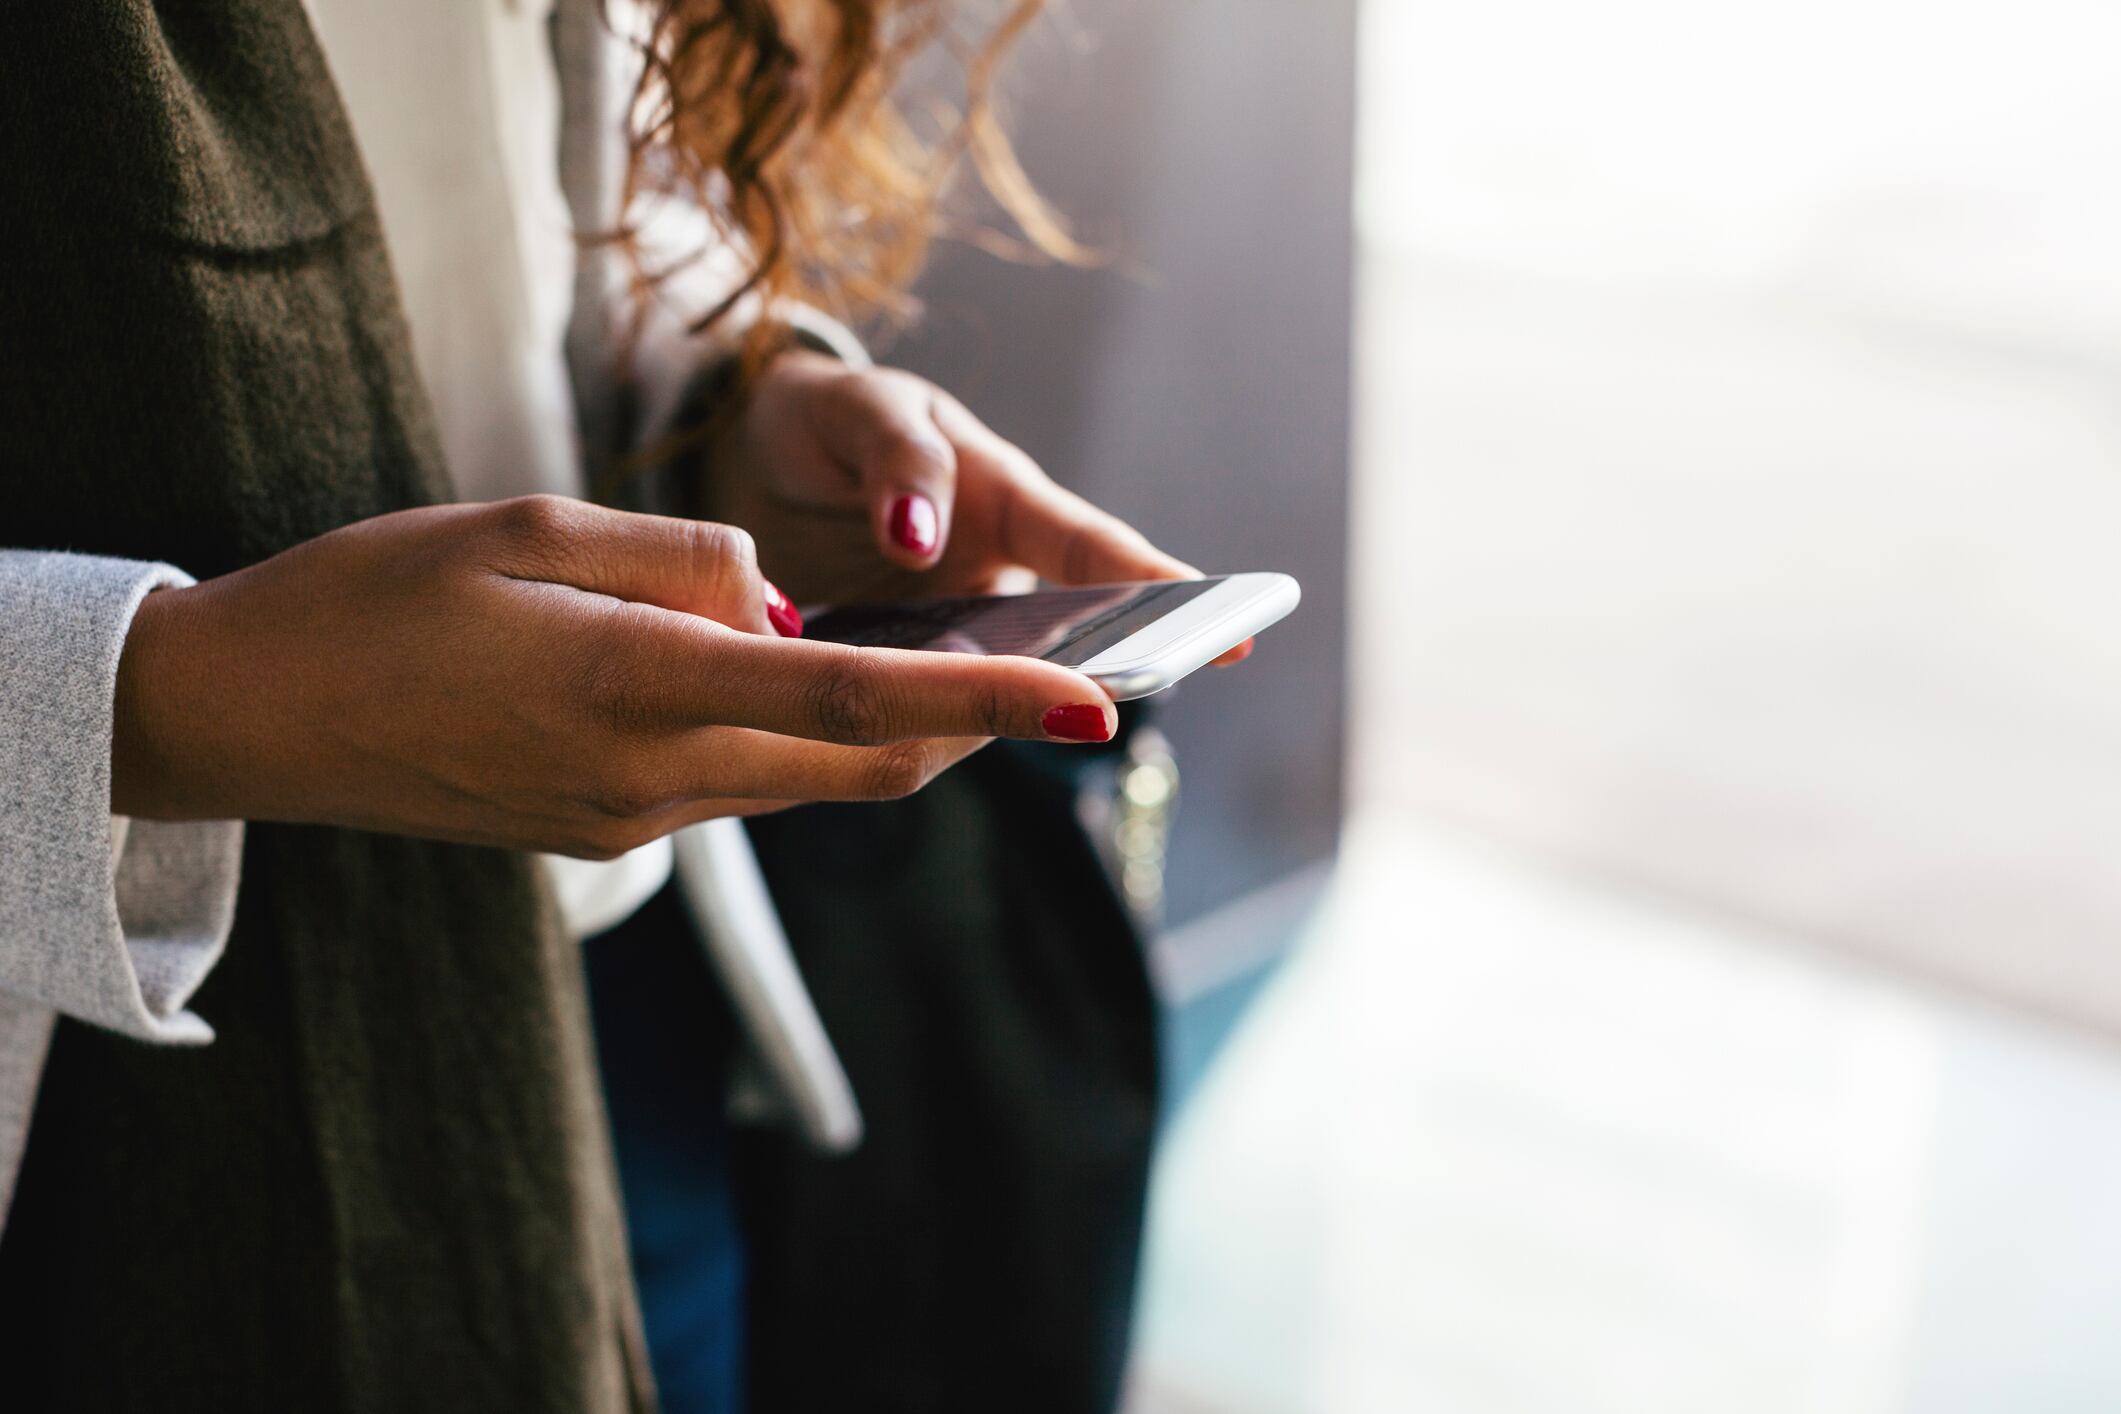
[802, 573, 1300, 700]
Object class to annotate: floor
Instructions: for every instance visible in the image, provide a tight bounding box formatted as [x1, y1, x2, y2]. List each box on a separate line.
[1128, 812, 2121, 1414]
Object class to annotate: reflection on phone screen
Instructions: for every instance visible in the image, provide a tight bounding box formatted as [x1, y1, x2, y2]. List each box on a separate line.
[803, 578, 1224, 667]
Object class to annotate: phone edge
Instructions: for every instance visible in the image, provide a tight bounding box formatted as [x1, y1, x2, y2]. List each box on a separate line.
[1080, 572, 1301, 701]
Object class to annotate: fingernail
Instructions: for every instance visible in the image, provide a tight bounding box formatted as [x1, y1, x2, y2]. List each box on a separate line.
[1042, 704, 1114, 743]
[763, 580, 804, 638]
[1222, 637, 1256, 665]
[889, 494, 939, 557]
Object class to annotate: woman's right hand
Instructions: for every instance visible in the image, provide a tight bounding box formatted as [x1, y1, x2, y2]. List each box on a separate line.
[110, 496, 1120, 859]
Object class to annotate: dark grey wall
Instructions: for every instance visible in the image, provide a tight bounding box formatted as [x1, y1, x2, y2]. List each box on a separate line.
[888, 0, 1357, 931]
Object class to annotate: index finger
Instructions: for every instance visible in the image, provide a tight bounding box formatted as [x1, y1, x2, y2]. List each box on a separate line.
[934, 397, 1200, 587]
[627, 617, 1119, 746]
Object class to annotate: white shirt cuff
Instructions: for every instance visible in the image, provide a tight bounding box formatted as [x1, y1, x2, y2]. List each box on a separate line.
[0, 551, 243, 1043]
[544, 837, 676, 942]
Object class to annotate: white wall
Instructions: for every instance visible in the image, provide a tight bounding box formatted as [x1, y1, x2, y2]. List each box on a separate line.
[1354, 0, 2121, 1029]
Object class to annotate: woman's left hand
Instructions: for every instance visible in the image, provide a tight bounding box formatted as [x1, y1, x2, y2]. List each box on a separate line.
[704, 353, 1248, 670]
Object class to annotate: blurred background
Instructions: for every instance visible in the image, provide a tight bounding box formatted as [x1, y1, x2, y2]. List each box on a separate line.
[905, 0, 2121, 1409]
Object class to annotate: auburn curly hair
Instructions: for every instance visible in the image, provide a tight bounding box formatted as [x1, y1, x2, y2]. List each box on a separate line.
[620, 0, 1081, 365]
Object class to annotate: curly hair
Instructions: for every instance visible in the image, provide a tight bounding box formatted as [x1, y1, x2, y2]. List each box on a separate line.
[620, 0, 1081, 365]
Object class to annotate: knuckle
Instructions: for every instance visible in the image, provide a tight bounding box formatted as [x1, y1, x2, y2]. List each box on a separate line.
[825, 363, 880, 405]
[584, 778, 657, 823]
[572, 757, 681, 840]
[691, 519, 757, 572]
[548, 810, 647, 861]
[802, 653, 895, 744]
[584, 820, 655, 859]
[975, 683, 1011, 740]
[558, 832, 629, 863]
[846, 376, 940, 455]
[489, 494, 581, 555]
[876, 367, 933, 401]
[684, 520, 762, 615]
[859, 740, 941, 801]
[814, 372, 870, 427]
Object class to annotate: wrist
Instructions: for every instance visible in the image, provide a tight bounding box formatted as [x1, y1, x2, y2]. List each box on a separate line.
[112, 582, 227, 819]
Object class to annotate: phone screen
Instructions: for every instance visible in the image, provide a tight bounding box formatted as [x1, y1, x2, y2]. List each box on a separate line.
[803, 578, 1225, 666]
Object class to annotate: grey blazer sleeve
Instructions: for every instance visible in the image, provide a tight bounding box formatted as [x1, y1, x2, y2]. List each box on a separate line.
[0, 550, 244, 1038]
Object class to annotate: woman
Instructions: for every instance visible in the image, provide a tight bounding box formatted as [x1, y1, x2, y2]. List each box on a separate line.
[0, 0, 1215, 1407]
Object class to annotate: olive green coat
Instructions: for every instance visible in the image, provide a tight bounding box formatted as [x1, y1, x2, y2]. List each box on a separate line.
[0, 3, 654, 1408]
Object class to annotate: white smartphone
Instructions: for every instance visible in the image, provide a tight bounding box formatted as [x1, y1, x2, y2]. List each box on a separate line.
[802, 573, 1301, 700]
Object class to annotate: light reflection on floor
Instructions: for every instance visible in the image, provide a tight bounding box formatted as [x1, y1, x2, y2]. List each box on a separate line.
[1129, 813, 2121, 1414]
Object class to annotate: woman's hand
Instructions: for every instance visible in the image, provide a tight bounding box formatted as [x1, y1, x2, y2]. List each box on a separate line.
[111, 496, 1126, 859]
[707, 353, 1251, 672]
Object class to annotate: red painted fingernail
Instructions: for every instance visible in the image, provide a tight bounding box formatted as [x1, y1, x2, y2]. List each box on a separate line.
[1042, 704, 1113, 743]
[763, 580, 804, 638]
[888, 494, 939, 557]
[1223, 637, 1256, 665]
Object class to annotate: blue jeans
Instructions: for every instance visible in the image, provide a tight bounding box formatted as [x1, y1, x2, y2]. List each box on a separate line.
[584, 883, 746, 1414]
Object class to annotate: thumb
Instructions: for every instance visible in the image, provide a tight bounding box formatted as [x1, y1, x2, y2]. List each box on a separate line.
[817, 370, 960, 570]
